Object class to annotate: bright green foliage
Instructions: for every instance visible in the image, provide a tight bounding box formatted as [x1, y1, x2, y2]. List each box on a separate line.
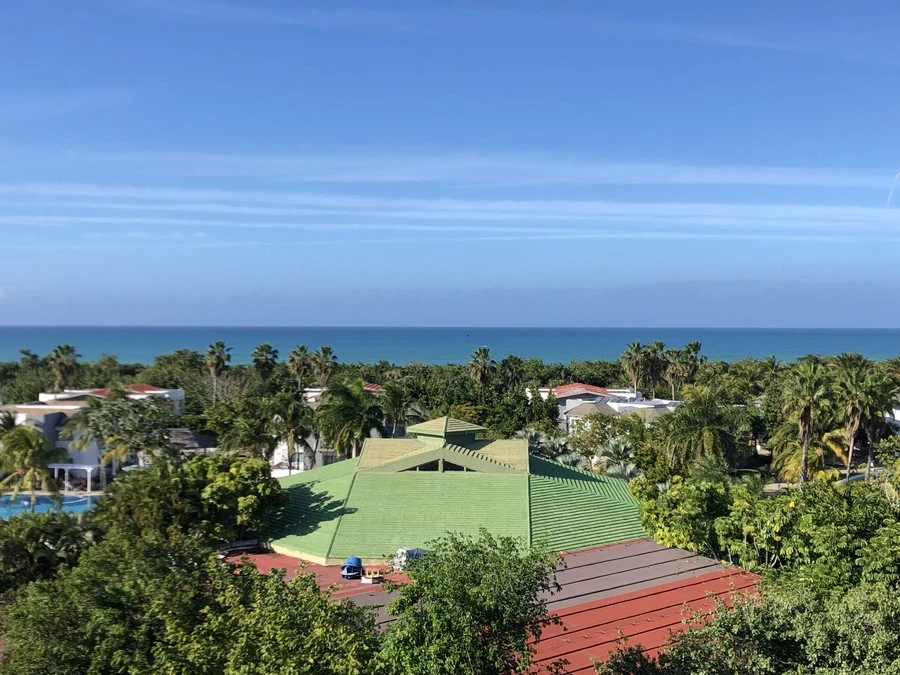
[596, 583, 900, 675]
[637, 476, 732, 555]
[93, 455, 286, 542]
[378, 530, 564, 675]
[0, 511, 98, 595]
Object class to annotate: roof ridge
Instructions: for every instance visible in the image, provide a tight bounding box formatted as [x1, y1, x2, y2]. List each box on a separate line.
[447, 443, 516, 470]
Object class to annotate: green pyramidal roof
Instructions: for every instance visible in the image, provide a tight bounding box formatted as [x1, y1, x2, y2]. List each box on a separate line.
[406, 416, 487, 437]
[264, 419, 645, 564]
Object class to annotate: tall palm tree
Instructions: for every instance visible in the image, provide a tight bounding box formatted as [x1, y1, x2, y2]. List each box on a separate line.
[380, 381, 411, 438]
[287, 345, 311, 391]
[663, 349, 684, 400]
[620, 342, 644, 394]
[644, 341, 667, 399]
[0, 426, 67, 509]
[312, 346, 339, 387]
[467, 347, 496, 387]
[681, 341, 704, 385]
[661, 391, 742, 472]
[47, 344, 79, 392]
[205, 340, 231, 404]
[860, 370, 898, 480]
[251, 343, 279, 391]
[271, 392, 314, 472]
[833, 357, 871, 479]
[781, 361, 832, 488]
[316, 379, 385, 458]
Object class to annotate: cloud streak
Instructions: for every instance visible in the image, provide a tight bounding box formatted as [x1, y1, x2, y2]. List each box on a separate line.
[58, 150, 893, 188]
[0, 89, 134, 124]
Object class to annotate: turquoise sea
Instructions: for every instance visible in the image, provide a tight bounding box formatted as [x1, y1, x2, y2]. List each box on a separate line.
[0, 327, 897, 365]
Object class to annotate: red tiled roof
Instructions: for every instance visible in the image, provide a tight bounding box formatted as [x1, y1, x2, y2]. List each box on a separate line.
[533, 568, 758, 673]
[363, 382, 384, 393]
[552, 383, 612, 398]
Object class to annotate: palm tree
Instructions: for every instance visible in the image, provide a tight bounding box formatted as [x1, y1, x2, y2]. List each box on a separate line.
[860, 370, 898, 480]
[312, 346, 339, 387]
[498, 355, 525, 391]
[0, 410, 18, 437]
[467, 347, 496, 387]
[251, 343, 279, 391]
[0, 426, 67, 509]
[205, 340, 231, 404]
[833, 356, 870, 480]
[380, 381, 411, 438]
[47, 344, 79, 392]
[661, 392, 742, 472]
[781, 361, 832, 488]
[663, 349, 684, 400]
[681, 341, 704, 385]
[620, 342, 644, 394]
[770, 425, 846, 483]
[644, 341, 667, 399]
[597, 436, 640, 479]
[287, 345, 311, 391]
[316, 379, 385, 459]
[271, 392, 314, 473]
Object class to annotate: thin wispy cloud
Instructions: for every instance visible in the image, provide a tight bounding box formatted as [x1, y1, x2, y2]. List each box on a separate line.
[119, 2, 900, 66]
[0, 89, 134, 124]
[62, 150, 893, 188]
[127, 0, 416, 31]
[2, 183, 900, 228]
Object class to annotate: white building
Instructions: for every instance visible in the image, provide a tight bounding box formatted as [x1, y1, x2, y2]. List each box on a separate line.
[526, 382, 679, 434]
[1, 384, 185, 490]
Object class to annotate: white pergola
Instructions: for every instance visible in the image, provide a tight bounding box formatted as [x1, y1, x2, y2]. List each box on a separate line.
[48, 463, 102, 492]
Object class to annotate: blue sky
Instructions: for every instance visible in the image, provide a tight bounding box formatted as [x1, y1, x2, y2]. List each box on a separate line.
[2, 1, 900, 327]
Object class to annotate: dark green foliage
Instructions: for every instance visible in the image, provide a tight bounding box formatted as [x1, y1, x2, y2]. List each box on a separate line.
[379, 530, 564, 675]
[0, 529, 379, 675]
[0, 511, 98, 595]
[92, 455, 287, 542]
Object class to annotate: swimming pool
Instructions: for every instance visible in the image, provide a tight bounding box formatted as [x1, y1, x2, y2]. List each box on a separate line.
[0, 494, 99, 519]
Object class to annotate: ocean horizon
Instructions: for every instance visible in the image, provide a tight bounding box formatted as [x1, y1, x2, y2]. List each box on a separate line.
[0, 326, 897, 365]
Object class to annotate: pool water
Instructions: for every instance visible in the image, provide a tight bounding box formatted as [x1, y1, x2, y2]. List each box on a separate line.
[0, 494, 99, 519]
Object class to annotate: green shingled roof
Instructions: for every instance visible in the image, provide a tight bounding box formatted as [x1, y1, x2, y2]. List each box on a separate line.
[406, 416, 487, 437]
[265, 420, 645, 563]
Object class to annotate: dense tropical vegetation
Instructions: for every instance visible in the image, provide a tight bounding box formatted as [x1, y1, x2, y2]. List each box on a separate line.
[1, 339, 899, 672]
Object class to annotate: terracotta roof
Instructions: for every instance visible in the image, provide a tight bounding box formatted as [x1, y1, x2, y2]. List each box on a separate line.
[552, 383, 613, 398]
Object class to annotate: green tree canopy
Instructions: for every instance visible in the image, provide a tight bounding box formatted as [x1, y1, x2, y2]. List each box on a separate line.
[379, 530, 563, 675]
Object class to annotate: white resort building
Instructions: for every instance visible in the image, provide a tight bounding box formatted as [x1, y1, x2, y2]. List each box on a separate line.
[526, 382, 680, 433]
[1, 384, 185, 491]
